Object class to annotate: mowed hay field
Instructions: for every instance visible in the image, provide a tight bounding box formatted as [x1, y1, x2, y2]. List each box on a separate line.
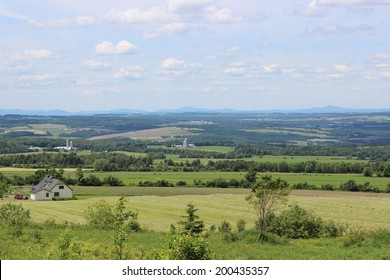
[2, 190, 390, 232]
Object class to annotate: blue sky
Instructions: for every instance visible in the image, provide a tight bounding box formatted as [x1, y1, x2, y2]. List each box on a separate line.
[0, 0, 389, 112]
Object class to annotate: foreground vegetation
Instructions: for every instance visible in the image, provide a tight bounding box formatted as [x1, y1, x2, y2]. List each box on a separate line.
[1, 193, 390, 260]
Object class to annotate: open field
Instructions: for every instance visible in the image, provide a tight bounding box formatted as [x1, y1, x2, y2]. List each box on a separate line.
[1, 168, 389, 190]
[87, 126, 195, 140]
[2, 190, 390, 232]
[80, 171, 390, 190]
[244, 128, 329, 138]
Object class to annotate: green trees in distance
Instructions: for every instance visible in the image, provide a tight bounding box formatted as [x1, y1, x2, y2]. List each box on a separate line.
[246, 174, 290, 240]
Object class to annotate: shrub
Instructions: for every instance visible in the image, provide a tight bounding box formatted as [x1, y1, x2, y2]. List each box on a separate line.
[218, 220, 238, 242]
[269, 204, 323, 239]
[343, 228, 373, 247]
[236, 219, 246, 232]
[0, 203, 31, 236]
[160, 233, 212, 260]
[175, 180, 187, 186]
[84, 200, 115, 230]
[321, 184, 335, 191]
[292, 182, 318, 190]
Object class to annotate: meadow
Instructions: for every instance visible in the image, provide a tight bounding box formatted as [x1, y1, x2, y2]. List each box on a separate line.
[2, 190, 390, 231]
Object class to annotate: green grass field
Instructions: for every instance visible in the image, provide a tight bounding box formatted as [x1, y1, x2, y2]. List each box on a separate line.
[1, 167, 388, 190]
[2, 190, 390, 232]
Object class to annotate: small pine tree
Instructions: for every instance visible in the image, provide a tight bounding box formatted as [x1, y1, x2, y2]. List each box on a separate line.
[178, 203, 204, 236]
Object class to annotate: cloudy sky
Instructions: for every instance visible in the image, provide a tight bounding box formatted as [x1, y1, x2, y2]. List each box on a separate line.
[0, 0, 389, 112]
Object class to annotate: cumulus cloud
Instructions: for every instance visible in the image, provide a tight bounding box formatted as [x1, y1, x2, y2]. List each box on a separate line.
[83, 59, 111, 70]
[95, 40, 138, 55]
[204, 6, 241, 23]
[160, 57, 202, 78]
[144, 22, 188, 39]
[11, 49, 54, 60]
[161, 58, 185, 69]
[167, 0, 215, 14]
[114, 66, 142, 79]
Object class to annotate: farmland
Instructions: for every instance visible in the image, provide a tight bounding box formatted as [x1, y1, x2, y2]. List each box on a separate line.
[1, 112, 390, 260]
[2, 190, 390, 231]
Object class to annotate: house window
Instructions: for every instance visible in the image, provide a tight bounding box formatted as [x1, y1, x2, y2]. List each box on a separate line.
[46, 193, 49, 198]
[54, 192, 60, 197]
[59, 186, 64, 189]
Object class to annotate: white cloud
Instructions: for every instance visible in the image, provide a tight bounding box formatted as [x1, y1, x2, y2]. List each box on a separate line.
[83, 59, 111, 70]
[19, 73, 54, 82]
[27, 16, 95, 28]
[299, 0, 390, 16]
[95, 40, 138, 55]
[224, 67, 246, 76]
[227, 46, 240, 55]
[333, 64, 352, 72]
[104, 1, 242, 24]
[305, 23, 373, 35]
[327, 73, 345, 78]
[205, 7, 241, 23]
[104, 7, 171, 23]
[144, 22, 188, 39]
[161, 58, 184, 69]
[379, 71, 390, 78]
[114, 66, 142, 80]
[160, 57, 202, 78]
[167, 0, 214, 14]
[315, 0, 390, 6]
[11, 49, 54, 60]
[262, 64, 279, 74]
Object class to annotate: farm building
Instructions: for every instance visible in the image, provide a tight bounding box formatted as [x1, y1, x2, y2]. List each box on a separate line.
[30, 175, 73, 201]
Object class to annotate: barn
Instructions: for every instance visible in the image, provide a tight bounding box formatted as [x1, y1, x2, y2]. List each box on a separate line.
[30, 175, 73, 201]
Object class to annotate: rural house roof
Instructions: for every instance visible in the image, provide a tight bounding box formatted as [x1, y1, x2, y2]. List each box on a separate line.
[31, 175, 72, 194]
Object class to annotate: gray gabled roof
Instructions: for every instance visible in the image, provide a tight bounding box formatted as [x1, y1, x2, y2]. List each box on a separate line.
[31, 175, 71, 194]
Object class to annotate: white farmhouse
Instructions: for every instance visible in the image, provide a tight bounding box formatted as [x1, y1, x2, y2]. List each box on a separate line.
[30, 175, 73, 201]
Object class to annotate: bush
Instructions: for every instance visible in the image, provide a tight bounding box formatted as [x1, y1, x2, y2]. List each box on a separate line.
[175, 181, 187, 186]
[236, 219, 246, 232]
[343, 228, 373, 247]
[84, 200, 115, 230]
[218, 220, 238, 242]
[292, 182, 318, 190]
[0, 203, 31, 236]
[269, 204, 323, 239]
[321, 184, 335, 191]
[160, 233, 212, 260]
[103, 175, 125, 186]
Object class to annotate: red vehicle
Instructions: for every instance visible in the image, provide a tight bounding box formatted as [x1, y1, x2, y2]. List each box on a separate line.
[14, 194, 28, 200]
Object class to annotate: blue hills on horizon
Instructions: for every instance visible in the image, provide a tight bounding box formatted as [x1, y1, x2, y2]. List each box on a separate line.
[0, 105, 389, 116]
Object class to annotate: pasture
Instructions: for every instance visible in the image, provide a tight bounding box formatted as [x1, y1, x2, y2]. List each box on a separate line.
[2, 190, 390, 232]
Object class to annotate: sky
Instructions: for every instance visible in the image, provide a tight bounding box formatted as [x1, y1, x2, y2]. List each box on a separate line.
[0, 0, 389, 112]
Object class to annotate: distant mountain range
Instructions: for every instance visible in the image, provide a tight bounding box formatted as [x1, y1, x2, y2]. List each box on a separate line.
[1, 106, 389, 116]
